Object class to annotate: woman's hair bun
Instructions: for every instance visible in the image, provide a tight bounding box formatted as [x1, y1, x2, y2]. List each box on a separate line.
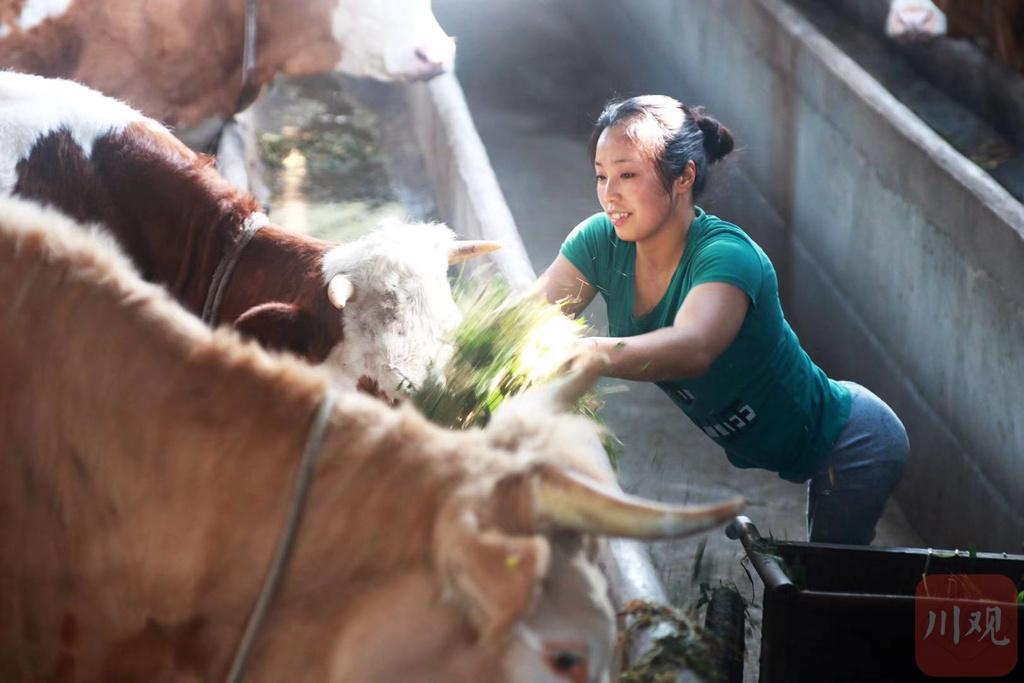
[696, 113, 734, 163]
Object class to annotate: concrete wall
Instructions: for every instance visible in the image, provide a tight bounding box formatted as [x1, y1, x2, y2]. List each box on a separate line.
[404, 75, 536, 291]
[566, 0, 1024, 551]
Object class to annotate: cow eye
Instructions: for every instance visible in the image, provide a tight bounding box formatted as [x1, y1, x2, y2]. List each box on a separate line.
[545, 649, 588, 681]
[552, 651, 583, 670]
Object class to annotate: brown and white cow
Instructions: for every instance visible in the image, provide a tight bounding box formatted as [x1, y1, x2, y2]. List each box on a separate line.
[0, 194, 742, 682]
[885, 0, 1024, 72]
[0, 0, 455, 128]
[1, 71, 489, 400]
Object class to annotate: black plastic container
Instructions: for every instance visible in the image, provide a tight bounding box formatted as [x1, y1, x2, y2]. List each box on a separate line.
[727, 516, 1024, 682]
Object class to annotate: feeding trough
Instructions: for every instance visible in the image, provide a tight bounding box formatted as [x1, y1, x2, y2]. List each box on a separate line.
[728, 516, 1024, 681]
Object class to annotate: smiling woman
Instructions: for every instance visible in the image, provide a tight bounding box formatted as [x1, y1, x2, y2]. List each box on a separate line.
[536, 94, 911, 546]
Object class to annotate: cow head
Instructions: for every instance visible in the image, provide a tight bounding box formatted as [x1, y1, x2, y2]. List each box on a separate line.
[318, 355, 741, 681]
[331, 0, 456, 82]
[317, 222, 497, 401]
[334, 354, 742, 682]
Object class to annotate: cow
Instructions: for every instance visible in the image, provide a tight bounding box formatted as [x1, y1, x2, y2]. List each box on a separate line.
[0, 194, 743, 682]
[885, 0, 1024, 72]
[1, 71, 495, 401]
[0, 0, 455, 130]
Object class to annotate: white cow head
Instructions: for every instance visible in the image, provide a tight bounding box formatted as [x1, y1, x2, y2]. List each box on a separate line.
[331, 0, 456, 81]
[321, 222, 496, 401]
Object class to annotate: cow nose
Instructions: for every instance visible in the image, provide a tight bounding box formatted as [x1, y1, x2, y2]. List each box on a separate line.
[902, 7, 931, 30]
[414, 38, 455, 72]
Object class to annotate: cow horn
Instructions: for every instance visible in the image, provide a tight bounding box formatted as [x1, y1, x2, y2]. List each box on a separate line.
[529, 464, 744, 539]
[448, 240, 502, 265]
[327, 274, 354, 309]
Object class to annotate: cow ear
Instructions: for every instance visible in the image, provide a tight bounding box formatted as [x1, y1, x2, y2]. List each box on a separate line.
[232, 302, 321, 359]
[435, 500, 550, 646]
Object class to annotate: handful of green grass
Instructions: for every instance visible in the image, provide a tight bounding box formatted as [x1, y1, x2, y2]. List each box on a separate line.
[411, 280, 621, 464]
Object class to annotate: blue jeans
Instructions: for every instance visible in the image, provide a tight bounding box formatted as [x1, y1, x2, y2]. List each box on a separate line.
[806, 382, 909, 545]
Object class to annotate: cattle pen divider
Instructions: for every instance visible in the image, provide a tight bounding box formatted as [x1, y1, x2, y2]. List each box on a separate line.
[217, 72, 699, 680]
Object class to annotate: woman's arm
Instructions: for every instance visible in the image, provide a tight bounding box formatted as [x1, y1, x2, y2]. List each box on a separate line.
[534, 254, 598, 318]
[584, 282, 749, 381]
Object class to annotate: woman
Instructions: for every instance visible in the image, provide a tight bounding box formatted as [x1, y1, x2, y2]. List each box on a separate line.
[538, 95, 908, 545]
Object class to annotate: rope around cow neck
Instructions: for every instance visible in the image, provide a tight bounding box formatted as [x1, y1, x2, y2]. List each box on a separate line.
[201, 211, 269, 326]
[224, 388, 338, 683]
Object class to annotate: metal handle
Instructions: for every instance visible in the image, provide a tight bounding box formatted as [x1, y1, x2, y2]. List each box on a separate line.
[726, 516, 797, 595]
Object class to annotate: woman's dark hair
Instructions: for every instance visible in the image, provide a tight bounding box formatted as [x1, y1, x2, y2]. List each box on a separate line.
[588, 95, 734, 200]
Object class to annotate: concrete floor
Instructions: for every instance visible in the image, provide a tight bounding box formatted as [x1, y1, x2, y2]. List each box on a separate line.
[431, 1, 922, 678]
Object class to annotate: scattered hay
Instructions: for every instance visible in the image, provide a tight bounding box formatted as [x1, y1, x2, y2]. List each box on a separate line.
[256, 74, 395, 207]
[618, 600, 724, 683]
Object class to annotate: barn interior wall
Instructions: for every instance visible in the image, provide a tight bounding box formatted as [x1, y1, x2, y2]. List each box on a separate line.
[564, 0, 1024, 551]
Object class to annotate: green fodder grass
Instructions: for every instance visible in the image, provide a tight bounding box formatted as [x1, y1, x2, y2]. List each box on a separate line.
[411, 278, 622, 466]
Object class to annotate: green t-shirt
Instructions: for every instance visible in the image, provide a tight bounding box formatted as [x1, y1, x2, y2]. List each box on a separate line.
[560, 208, 851, 480]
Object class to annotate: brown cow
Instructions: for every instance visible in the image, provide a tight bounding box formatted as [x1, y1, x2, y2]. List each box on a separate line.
[0, 194, 742, 682]
[886, 0, 1024, 72]
[0, 0, 455, 128]
[1, 71, 493, 401]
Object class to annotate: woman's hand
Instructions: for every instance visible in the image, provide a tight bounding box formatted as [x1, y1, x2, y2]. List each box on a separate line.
[571, 336, 602, 357]
[551, 336, 604, 377]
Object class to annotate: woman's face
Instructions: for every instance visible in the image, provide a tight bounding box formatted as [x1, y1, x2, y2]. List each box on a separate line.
[594, 124, 686, 243]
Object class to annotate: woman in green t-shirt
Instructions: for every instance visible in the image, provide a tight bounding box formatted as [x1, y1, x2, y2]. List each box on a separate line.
[538, 95, 908, 545]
